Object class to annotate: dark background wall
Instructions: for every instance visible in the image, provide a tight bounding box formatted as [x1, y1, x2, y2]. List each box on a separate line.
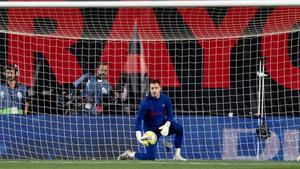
[0, 7, 300, 116]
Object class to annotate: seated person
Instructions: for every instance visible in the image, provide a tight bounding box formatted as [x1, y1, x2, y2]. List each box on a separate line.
[70, 62, 118, 115]
[0, 64, 29, 114]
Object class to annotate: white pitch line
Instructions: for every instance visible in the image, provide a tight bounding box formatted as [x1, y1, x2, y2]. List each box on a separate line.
[1, 160, 297, 166]
[2, 161, 220, 165]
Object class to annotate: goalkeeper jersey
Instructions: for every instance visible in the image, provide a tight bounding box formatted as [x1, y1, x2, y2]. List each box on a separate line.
[135, 93, 174, 131]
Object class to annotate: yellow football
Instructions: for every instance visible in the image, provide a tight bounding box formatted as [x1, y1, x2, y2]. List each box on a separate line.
[142, 131, 157, 146]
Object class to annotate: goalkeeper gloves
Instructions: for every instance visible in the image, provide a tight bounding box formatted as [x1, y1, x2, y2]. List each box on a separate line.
[159, 121, 171, 136]
[136, 131, 149, 146]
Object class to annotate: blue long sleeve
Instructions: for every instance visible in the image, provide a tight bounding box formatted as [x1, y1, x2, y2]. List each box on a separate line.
[135, 93, 175, 132]
[135, 101, 146, 131]
[73, 73, 90, 88]
[165, 96, 174, 122]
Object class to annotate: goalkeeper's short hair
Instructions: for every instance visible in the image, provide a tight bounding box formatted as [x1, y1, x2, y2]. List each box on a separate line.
[149, 79, 161, 86]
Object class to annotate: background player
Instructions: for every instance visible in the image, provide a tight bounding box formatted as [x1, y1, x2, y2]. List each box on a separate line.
[0, 64, 29, 114]
[70, 62, 118, 115]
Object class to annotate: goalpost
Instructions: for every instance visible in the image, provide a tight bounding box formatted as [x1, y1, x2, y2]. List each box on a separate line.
[0, 0, 299, 160]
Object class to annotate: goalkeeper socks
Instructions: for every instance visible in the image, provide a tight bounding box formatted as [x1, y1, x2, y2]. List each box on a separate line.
[175, 148, 181, 156]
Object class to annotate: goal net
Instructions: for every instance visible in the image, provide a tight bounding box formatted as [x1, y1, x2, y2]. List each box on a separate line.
[0, 1, 299, 160]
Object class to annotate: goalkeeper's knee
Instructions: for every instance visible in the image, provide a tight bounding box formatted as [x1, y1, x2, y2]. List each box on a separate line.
[146, 154, 156, 160]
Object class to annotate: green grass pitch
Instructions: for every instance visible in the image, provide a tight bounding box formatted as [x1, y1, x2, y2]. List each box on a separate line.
[0, 160, 299, 169]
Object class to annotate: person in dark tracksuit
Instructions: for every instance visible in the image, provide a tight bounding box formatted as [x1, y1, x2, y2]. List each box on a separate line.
[118, 79, 186, 161]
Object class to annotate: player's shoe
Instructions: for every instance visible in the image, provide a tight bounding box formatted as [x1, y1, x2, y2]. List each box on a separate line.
[117, 150, 134, 160]
[173, 154, 187, 161]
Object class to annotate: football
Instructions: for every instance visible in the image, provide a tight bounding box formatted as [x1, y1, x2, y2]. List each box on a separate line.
[142, 131, 157, 146]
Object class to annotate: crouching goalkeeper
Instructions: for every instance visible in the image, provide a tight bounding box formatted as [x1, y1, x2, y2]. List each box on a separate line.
[118, 79, 186, 161]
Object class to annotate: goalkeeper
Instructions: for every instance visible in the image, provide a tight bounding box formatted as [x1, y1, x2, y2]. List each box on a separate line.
[118, 79, 186, 161]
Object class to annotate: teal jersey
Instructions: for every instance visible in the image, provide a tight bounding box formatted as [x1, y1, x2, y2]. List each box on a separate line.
[0, 83, 27, 114]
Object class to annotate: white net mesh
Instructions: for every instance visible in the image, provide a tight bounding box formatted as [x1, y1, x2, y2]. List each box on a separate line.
[0, 6, 299, 160]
